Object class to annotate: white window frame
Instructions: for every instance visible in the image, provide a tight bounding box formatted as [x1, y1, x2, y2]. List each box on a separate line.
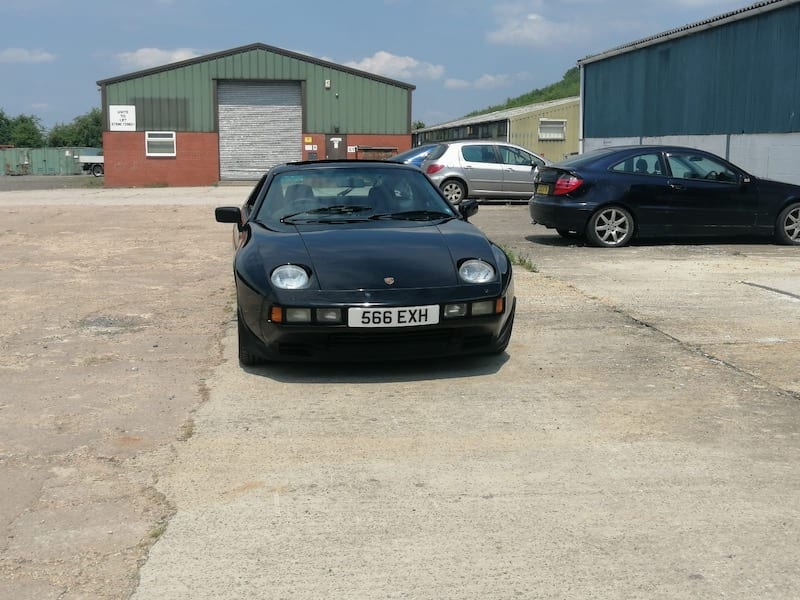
[538, 119, 567, 141]
[145, 131, 177, 157]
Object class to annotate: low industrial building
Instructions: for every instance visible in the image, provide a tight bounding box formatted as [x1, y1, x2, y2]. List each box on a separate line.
[413, 97, 580, 162]
[96, 43, 416, 187]
[579, 0, 800, 183]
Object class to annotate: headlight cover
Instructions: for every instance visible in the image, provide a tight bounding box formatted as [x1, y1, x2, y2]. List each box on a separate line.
[271, 264, 310, 289]
[459, 259, 495, 283]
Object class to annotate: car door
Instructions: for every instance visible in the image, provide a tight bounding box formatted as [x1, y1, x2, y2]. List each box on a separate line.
[664, 151, 757, 234]
[498, 145, 545, 196]
[459, 144, 505, 195]
[607, 152, 675, 235]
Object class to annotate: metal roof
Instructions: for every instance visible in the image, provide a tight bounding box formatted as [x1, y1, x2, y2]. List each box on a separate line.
[97, 42, 415, 90]
[579, 0, 799, 65]
[416, 96, 579, 133]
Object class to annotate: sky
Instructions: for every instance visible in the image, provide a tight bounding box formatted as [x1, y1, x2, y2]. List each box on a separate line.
[0, 0, 758, 130]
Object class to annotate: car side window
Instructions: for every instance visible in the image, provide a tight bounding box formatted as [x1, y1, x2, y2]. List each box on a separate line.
[461, 145, 497, 163]
[666, 153, 738, 183]
[611, 153, 663, 176]
[499, 146, 543, 167]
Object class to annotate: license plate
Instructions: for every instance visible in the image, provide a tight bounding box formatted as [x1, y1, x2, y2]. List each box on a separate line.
[348, 305, 440, 328]
[536, 183, 550, 195]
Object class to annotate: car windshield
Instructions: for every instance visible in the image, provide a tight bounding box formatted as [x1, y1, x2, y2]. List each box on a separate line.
[254, 166, 457, 225]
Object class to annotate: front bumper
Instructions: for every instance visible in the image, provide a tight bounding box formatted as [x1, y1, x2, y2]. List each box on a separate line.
[237, 280, 515, 362]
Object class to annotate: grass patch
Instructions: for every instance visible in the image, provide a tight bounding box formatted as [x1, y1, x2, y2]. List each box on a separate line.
[501, 246, 538, 272]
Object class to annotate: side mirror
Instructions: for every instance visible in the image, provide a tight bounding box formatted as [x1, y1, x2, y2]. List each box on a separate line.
[459, 199, 479, 220]
[215, 206, 243, 230]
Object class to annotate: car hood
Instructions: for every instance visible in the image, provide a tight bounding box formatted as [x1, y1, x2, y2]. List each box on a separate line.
[253, 220, 497, 291]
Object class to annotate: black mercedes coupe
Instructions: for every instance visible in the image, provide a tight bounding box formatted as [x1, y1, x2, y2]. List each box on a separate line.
[530, 145, 800, 248]
[215, 160, 515, 364]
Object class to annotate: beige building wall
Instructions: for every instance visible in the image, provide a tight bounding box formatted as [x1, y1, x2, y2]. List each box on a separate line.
[509, 99, 580, 162]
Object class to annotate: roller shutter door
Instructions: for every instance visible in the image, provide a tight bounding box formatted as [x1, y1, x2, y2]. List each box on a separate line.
[218, 82, 302, 180]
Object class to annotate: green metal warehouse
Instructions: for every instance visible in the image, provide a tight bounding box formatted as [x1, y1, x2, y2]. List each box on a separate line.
[97, 43, 416, 187]
[579, 0, 800, 184]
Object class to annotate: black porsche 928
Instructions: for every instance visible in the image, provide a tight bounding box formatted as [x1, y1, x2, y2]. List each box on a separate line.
[215, 160, 515, 364]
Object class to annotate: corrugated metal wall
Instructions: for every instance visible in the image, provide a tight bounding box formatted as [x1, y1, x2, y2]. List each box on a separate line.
[0, 147, 100, 176]
[583, 3, 800, 138]
[102, 47, 411, 134]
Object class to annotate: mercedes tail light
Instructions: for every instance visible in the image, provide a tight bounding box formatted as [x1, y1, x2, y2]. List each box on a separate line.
[553, 174, 583, 195]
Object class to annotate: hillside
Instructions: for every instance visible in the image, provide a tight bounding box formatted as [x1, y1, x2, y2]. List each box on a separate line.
[466, 67, 579, 117]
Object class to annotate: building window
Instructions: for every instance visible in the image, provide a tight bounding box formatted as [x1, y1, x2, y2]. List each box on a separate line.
[145, 131, 177, 157]
[538, 119, 566, 141]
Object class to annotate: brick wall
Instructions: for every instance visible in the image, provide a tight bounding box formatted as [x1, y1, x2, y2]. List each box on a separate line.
[103, 132, 220, 187]
[103, 131, 412, 187]
[301, 133, 412, 161]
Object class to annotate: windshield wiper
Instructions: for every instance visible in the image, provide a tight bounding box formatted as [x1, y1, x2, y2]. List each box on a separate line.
[280, 204, 372, 223]
[371, 210, 455, 221]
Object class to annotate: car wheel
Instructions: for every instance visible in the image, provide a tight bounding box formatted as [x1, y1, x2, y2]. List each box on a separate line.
[586, 206, 634, 248]
[237, 310, 265, 366]
[775, 202, 800, 245]
[440, 179, 466, 204]
[91, 164, 103, 177]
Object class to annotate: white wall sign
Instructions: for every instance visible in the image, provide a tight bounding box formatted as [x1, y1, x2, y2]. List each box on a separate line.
[109, 105, 136, 131]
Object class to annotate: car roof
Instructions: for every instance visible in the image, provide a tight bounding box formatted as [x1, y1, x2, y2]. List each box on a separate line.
[580, 144, 717, 154]
[554, 145, 722, 168]
[437, 140, 522, 146]
[270, 159, 420, 174]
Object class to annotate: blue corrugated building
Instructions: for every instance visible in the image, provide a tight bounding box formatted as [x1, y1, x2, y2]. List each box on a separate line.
[579, 0, 800, 183]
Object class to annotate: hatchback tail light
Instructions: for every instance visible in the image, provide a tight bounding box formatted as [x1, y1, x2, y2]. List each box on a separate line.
[426, 164, 445, 175]
[553, 174, 583, 195]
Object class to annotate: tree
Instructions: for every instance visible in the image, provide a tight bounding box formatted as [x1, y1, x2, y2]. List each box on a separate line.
[0, 109, 12, 145]
[46, 108, 102, 148]
[9, 115, 44, 147]
[412, 120, 426, 130]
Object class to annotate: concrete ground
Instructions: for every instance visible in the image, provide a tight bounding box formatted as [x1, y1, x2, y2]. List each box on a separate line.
[0, 182, 798, 599]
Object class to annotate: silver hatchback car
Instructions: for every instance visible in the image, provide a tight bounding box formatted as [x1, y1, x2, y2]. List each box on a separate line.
[420, 141, 550, 203]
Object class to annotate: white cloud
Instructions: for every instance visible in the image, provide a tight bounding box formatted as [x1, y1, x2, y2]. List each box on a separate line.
[116, 47, 201, 70]
[487, 3, 589, 46]
[0, 48, 56, 63]
[445, 72, 524, 90]
[345, 51, 444, 81]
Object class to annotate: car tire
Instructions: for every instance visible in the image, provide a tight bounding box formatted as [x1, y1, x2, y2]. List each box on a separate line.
[91, 164, 104, 177]
[440, 179, 466, 204]
[237, 310, 266, 366]
[775, 202, 800, 245]
[585, 206, 634, 248]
